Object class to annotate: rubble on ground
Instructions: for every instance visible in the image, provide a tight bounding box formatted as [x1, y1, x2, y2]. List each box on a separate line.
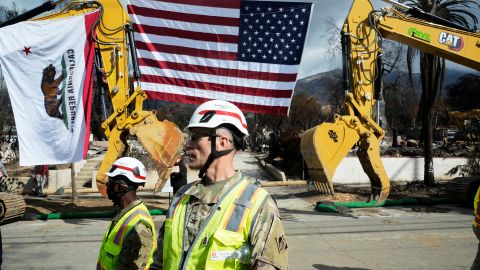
[380, 141, 479, 157]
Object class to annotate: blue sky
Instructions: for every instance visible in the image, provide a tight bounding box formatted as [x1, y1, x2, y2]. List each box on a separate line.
[2, 0, 479, 78]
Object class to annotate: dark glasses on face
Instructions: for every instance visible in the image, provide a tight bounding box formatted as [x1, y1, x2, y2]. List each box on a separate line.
[188, 132, 211, 142]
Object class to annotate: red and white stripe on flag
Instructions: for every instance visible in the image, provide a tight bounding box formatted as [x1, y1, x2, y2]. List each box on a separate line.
[127, 0, 312, 115]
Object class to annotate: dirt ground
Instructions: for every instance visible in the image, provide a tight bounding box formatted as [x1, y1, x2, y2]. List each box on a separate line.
[23, 195, 171, 216]
[268, 180, 455, 212]
[21, 180, 452, 217]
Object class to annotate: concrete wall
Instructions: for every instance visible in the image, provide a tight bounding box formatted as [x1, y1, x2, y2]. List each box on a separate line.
[43, 157, 469, 190]
[47, 169, 72, 192]
[2, 170, 72, 195]
[332, 157, 467, 185]
[259, 160, 286, 181]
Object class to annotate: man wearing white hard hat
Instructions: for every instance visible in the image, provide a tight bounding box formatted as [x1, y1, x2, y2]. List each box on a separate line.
[151, 100, 288, 270]
[97, 157, 157, 270]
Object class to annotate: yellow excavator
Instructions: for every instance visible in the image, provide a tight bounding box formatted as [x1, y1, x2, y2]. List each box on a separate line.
[301, 0, 480, 204]
[0, 0, 184, 201]
[448, 109, 480, 142]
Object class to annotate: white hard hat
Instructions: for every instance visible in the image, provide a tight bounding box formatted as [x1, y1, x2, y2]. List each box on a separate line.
[106, 157, 147, 185]
[187, 100, 248, 137]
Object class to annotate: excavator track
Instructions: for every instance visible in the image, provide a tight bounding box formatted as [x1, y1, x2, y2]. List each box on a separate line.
[444, 177, 480, 207]
[0, 192, 26, 224]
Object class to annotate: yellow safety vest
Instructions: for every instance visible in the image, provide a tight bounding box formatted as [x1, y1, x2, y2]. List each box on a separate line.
[97, 203, 157, 270]
[474, 187, 480, 228]
[163, 179, 269, 270]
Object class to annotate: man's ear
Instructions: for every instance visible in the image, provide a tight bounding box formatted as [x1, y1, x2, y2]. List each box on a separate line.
[216, 135, 231, 150]
[117, 182, 129, 192]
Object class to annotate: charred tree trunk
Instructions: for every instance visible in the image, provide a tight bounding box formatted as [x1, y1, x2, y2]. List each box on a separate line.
[422, 102, 434, 186]
[419, 53, 444, 187]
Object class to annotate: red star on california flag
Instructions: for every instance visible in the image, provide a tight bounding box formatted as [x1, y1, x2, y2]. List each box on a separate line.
[22, 46, 32, 56]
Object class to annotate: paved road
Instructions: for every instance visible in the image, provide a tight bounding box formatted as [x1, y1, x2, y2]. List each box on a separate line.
[2, 151, 478, 269]
[274, 185, 477, 270]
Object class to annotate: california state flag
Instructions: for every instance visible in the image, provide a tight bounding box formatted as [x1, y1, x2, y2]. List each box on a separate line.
[0, 11, 99, 166]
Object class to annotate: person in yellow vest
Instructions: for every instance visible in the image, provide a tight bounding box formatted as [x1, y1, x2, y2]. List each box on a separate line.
[472, 187, 480, 269]
[97, 157, 157, 270]
[150, 100, 288, 270]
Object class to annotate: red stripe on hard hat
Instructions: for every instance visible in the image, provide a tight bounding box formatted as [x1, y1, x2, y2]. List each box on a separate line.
[199, 110, 247, 129]
[114, 165, 146, 180]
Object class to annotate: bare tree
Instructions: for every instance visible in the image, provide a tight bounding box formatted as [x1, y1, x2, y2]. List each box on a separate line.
[323, 16, 342, 60]
[447, 74, 480, 111]
[324, 75, 344, 120]
[383, 74, 419, 130]
[289, 93, 322, 131]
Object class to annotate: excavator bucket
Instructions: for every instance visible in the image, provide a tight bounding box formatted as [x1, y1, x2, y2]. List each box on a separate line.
[301, 116, 391, 205]
[357, 137, 390, 204]
[300, 118, 359, 194]
[130, 119, 184, 193]
[95, 118, 184, 196]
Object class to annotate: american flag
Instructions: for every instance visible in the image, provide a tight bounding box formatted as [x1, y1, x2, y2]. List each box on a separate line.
[127, 0, 312, 115]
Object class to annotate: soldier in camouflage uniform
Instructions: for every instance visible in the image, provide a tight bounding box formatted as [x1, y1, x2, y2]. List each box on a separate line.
[150, 100, 288, 270]
[97, 157, 157, 270]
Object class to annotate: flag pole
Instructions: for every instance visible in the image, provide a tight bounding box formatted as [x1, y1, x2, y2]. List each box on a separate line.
[71, 163, 78, 204]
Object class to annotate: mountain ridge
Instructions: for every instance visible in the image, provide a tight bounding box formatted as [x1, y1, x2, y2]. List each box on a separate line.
[294, 68, 480, 104]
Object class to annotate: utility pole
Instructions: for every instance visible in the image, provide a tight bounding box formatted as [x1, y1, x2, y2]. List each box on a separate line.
[71, 163, 78, 204]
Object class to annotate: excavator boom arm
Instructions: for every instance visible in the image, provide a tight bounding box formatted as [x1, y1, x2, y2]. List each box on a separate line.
[301, 0, 480, 204]
[377, 7, 480, 70]
[34, 1, 184, 196]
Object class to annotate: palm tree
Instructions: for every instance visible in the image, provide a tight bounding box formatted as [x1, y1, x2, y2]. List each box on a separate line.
[400, 0, 479, 186]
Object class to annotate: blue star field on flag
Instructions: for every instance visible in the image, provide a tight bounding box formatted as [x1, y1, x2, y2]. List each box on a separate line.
[238, 1, 312, 65]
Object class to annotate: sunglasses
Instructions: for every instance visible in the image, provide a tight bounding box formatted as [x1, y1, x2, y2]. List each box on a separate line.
[188, 132, 211, 142]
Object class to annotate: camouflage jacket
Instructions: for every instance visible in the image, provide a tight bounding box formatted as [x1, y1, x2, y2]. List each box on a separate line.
[109, 199, 154, 270]
[150, 171, 288, 270]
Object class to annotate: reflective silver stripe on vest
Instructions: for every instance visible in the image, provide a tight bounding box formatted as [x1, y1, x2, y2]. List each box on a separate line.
[248, 195, 268, 240]
[167, 182, 195, 218]
[225, 183, 259, 232]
